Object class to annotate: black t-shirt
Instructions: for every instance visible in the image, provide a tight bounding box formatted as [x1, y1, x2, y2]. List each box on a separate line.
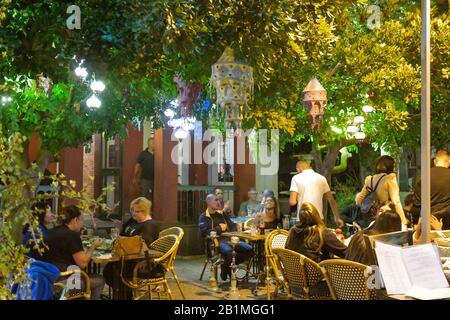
[413, 166, 450, 215]
[40, 225, 84, 272]
[137, 149, 154, 181]
[121, 218, 159, 246]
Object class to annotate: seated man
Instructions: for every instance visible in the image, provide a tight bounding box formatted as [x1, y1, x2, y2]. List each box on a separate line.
[238, 187, 260, 216]
[199, 194, 253, 281]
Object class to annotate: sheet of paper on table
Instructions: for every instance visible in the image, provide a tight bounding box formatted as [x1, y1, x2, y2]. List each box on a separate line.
[96, 253, 112, 260]
[405, 286, 450, 300]
[375, 242, 449, 295]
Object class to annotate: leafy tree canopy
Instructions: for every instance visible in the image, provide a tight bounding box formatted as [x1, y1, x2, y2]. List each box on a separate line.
[0, 0, 448, 160]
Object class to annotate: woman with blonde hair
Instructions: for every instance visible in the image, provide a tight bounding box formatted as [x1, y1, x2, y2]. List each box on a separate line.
[285, 202, 347, 262]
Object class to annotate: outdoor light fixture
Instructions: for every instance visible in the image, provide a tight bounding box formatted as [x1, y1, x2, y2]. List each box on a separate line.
[211, 47, 254, 130]
[75, 66, 88, 79]
[347, 125, 358, 133]
[1, 96, 12, 105]
[354, 116, 365, 124]
[164, 108, 175, 118]
[302, 77, 327, 130]
[362, 105, 374, 113]
[332, 126, 343, 134]
[86, 95, 101, 109]
[90, 80, 105, 92]
[174, 128, 188, 140]
[164, 76, 202, 139]
[354, 131, 366, 141]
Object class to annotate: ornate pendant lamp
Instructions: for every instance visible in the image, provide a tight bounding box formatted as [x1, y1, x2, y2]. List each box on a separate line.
[210, 47, 254, 129]
[302, 77, 327, 130]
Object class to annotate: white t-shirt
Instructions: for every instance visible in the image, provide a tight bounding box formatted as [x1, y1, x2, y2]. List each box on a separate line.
[289, 169, 330, 219]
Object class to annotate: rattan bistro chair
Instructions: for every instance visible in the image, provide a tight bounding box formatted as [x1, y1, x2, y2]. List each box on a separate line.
[319, 259, 377, 300]
[56, 269, 91, 300]
[158, 226, 185, 299]
[119, 235, 179, 300]
[273, 248, 330, 300]
[264, 229, 289, 300]
[159, 226, 184, 239]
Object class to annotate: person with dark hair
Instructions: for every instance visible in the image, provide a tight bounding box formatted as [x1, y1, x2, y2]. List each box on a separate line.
[215, 187, 232, 216]
[345, 209, 402, 265]
[411, 149, 450, 229]
[356, 155, 408, 228]
[40, 205, 105, 300]
[22, 202, 54, 259]
[133, 137, 155, 201]
[254, 196, 281, 230]
[285, 202, 347, 263]
[289, 161, 343, 227]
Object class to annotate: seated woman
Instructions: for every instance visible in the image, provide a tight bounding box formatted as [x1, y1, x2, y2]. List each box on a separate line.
[40, 205, 105, 300]
[345, 206, 401, 265]
[285, 202, 347, 263]
[22, 201, 54, 259]
[110, 197, 159, 246]
[254, 195, 281, 230]
[104, 197, 160, 297]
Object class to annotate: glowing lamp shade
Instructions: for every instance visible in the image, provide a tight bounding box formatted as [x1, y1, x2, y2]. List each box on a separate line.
[174, 128, 188, 140]
[347, 125, 358, 133]
[354, 131, 366, 140]
[75, 67, 88, 79]
[164, 108, 175, 118]
[87, 95, 101, 109]
[362, 105, 374, 113]
[90, 80, 105, 92]
[354, 116, 365, 124]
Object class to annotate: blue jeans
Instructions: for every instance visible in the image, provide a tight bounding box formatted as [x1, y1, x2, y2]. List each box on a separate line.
[219, 241, 253, 269]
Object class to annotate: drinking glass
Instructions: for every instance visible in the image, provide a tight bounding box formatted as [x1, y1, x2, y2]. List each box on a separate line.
[110, 227, 119, 240]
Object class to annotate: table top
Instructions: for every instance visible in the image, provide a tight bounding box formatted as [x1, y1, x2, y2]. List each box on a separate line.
[222, 231, 267, 241]
[91, 249, 163, 264]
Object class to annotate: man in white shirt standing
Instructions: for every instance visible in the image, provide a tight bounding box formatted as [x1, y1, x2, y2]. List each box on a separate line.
[289, 161, 343, 227]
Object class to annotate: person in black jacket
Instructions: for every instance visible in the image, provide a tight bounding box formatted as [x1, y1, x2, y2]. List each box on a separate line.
[411, 150, 450, 229]
[199, 194, 253, 281]
[286, 202, 346, 263]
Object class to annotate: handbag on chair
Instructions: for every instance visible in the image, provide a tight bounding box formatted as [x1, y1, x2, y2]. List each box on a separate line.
[112, 235, 148, 258]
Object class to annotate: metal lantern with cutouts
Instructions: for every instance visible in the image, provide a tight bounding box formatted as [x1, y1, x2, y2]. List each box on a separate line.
[210, 47, 254, 129]
[302, 77, 327, 130]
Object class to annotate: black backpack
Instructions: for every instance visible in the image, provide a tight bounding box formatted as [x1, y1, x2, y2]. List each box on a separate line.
[360, 174, 387, 219]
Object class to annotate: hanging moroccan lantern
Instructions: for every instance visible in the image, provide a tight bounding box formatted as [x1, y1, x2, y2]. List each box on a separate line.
[302, 77, 327, 130]
[210, 47, 254, 129]
[173, 75, 203, 118]
[36, 73, 52, 96]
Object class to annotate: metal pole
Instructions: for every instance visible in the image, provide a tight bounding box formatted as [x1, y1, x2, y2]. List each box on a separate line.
[420, 0, 431, 244]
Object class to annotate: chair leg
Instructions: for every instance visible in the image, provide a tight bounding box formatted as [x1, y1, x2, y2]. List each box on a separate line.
[148, 285, 152, 300]
[199, 259, 209, 280]
[266, 264, 272, 300]
[164, 281, 173, 300]
[172, 269, 186, 299]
